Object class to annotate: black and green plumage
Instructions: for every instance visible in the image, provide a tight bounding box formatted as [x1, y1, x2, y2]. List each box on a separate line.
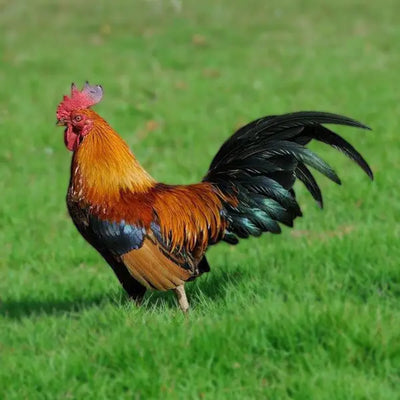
[204, 111, 373, 243]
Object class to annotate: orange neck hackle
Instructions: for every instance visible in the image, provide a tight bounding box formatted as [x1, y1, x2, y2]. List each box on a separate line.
[70, 110, 155, 205]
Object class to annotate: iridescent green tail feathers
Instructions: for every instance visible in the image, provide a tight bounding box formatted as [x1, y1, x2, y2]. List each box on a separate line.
[204, 111, 373, 243]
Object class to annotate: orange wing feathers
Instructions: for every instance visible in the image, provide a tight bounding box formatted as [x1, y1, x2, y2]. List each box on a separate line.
[121, 239, 192, 290]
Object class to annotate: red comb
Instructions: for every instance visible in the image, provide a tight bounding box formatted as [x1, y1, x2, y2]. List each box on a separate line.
[56, 82, 103, 120]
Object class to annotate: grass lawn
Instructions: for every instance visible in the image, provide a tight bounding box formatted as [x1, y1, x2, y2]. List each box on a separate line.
[1, 0, 399, 398]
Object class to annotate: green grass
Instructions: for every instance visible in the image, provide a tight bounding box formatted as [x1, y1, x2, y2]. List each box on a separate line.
[1, 0, 399, 398]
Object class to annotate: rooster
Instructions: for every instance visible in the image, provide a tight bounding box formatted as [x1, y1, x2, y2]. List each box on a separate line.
[56, 82, 373, 312]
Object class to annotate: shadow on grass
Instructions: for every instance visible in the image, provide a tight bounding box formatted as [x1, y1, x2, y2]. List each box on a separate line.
[0, 294, 111, 320]
[1, 269, 247, 318]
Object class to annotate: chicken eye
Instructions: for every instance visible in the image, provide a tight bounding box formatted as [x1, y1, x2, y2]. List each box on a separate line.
[74, 115, 82, 122]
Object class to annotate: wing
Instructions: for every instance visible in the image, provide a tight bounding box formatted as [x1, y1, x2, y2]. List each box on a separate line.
[117, 182, 229, 286]
[77, 212, 191, 291]
[120, 239, 192, 290]
[78, 208, 203, 291]
[69, 183, 229, 290]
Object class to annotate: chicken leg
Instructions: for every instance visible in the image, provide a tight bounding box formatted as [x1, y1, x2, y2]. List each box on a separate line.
[174, 284, 189, 313]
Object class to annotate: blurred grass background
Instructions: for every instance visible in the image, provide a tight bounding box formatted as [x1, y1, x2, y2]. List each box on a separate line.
[1, 0, 399, 398]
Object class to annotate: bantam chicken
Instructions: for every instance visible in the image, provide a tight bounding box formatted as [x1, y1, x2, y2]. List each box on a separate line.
[56, 82, 373, 312]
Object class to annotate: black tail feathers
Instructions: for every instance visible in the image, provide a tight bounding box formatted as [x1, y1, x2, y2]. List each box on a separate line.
[203, 111, 373, 243]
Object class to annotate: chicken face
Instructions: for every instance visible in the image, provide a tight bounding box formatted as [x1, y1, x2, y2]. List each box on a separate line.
[57, 110, 94, 151]
[56, 82, 102, 151]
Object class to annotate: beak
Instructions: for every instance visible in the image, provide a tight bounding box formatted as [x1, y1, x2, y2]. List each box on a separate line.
[56, 119, 66, 126]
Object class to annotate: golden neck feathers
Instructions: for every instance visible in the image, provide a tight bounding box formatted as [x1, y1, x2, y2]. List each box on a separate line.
[70, 117, 155, 206]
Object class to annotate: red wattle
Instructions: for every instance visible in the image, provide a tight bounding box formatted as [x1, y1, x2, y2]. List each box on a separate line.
[64, 126, 80, 151]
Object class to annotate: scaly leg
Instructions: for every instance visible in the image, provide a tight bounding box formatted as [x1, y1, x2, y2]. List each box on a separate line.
[174, 284, 189, 313]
